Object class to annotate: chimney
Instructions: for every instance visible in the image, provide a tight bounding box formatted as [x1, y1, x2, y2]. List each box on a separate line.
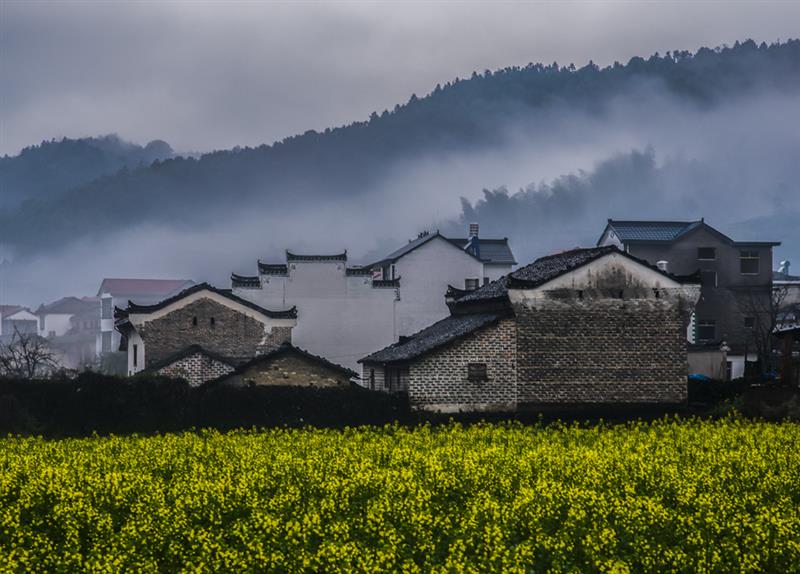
[656, 260, 669, 273]
[469, 222, 479, 237]
[779, 260, 790, 275]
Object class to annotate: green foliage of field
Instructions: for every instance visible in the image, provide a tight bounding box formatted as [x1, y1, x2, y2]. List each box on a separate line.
[1, 418, 799, 573]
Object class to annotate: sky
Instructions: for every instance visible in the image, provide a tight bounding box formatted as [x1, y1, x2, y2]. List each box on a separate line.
[2, 0, 799, 156]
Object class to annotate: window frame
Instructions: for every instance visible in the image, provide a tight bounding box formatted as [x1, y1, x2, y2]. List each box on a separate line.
[467, 362, 488, 383]
[697, 247, 717, 261]
[696, 319, 717, 342]
[739, 250, 760, 275]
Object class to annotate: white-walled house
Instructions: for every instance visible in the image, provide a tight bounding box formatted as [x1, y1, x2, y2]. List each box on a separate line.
[35, 297, 100, 369]
[0, 305, 39, 341]
[96, 278, 195, 356]
[231, 225, 516, 371]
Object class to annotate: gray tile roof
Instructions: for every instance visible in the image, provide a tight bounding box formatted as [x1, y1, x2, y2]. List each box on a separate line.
[446, 238, 517, 264]
[605, 220, 702, 243]
[360, 312, 506, 364]
[508, 245, 621, 288]
[371, 232, 516, 267]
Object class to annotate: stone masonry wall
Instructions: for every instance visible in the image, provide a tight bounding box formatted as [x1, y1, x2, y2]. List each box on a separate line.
[408, 318, 516, 412]
[515, 297, 688, 405]
[226, 354, 351, 387]
[141, 298, 290, 367]
[157, 352, 235, 386]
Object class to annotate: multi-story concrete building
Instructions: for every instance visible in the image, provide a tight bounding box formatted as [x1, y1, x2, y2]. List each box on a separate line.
[597, 219, 780, 378]
[231, 225, 515, 370]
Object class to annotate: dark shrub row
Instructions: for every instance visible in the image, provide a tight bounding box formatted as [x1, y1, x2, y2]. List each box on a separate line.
[0, 373, 411, 437]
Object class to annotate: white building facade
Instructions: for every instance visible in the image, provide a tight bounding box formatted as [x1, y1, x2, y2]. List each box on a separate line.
[232, 227, 515, 371]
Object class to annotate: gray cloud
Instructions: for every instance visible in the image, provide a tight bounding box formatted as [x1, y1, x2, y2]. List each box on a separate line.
[2, 0, 799, 155]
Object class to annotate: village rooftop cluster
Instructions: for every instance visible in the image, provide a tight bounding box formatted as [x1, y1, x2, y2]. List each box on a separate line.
[2, 218, 798, 412]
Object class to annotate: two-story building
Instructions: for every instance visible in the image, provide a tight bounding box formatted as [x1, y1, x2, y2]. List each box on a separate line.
[231, 225, 515, 371]
[597, 219, 780, 378]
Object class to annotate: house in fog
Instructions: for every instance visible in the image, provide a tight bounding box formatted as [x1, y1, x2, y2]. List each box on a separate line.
[231, 224, 515, 371]
[97, 278, 195, 356]
[35, 296, 100, 369]
[0, 305, 39, 341]
[360, 245, 700, 412]
[114, 283, 297, 385]
[597, 219, 780, 378]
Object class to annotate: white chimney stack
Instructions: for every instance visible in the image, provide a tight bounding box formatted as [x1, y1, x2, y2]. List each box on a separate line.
[656, 260, 669, 273]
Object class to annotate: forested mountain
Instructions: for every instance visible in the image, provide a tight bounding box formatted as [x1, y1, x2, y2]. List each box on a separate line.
[2, 39, 800, 306]
[1, 39, 798, 256]
[0, 135, 173, 209]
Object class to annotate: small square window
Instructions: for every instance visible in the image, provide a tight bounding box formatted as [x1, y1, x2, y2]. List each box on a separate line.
[697, 247, 716, 260]
[467, 363, 488, 382]
[740, 250, 760, 275]
[696, 320, 716, 342]
[465, 278, 480, 291]
[744, 317, 755, 329]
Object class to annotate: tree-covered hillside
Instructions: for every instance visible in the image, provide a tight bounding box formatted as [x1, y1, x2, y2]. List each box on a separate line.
[0, 135, 173, 209]
[1, 40, 798, 257]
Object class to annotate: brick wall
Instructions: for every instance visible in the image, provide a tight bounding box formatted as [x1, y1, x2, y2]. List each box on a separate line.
[140, 298, 290, 367]
[515, 296, 688, 405]
[225, 353, 351, 387]
[157, 351, 235, 386]
[407, 318, 516, 412]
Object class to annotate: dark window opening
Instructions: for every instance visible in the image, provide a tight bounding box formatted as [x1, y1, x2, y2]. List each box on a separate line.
[192, 316, 198, 326]
[700, 270, 717, 287]
[210, 317, 216, 328]
[697, 247, 716, 260]
[483, 277, 490, 286]
[696, 319, 716, 342]
[467, 362, 488, 382]
[133, 344, 138, 367]
[577, 290, 584, 300]
[744, 316, 755, 329]
[369, 369, 375, 390]
[740, 250, 760, 275]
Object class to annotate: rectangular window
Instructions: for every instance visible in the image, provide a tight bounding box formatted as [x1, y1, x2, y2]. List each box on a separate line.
[740, 250, 760, 275]
[101, 298, 112, 320]
[101, 331, 112, 352]
[697, 247, 716, 260]
[696, 319, 716, 342]
[39, 316, 45, 331]
[744, 316, 755, 329]
[133, 344, 138, 367]
[483, 277, 490, 286]
[700, 270, 717, 287]
[467, 362, 488, 382]
[465, 278, 480, 291]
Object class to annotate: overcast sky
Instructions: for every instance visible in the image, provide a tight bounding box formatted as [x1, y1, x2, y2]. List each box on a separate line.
[1, 0, 798, 156]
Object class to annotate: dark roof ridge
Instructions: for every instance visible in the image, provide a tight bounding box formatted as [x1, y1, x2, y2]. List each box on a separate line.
[286, 250, 347, 262]
[222, 342, 358, 380]
[115, 282, 297, 319]
[143, 344, 238, 375]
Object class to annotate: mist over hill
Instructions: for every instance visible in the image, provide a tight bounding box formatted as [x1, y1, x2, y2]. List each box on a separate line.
[1, 39, 799, 305]
[0, 135, 173, 209]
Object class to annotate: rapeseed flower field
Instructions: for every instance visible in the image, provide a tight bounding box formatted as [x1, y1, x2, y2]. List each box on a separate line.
[0, 418, 798, 573]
